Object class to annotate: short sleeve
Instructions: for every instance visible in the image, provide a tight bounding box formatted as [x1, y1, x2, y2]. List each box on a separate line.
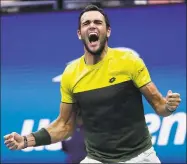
[60, 71, 75, 104]
[131, 56, 151, 88]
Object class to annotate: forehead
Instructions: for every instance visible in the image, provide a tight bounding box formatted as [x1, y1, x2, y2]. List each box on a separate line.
[81, 11, 105, 22]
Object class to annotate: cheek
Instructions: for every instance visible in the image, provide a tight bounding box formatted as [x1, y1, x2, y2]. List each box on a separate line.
[80, 32, 87, 40]
[99, 28, 108, 36]
[100, 31, 108, 39]
[80, 28, 87, 35]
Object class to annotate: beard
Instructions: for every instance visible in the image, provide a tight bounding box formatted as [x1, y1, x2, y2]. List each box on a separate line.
[82, 35, 108, 56]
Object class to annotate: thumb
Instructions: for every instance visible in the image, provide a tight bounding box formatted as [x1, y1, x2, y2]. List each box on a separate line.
[11, 132, 20, 141]
[166, 90, 172, 98]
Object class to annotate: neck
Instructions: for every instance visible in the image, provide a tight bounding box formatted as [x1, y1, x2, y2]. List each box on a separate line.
[84, 44, 108, 65]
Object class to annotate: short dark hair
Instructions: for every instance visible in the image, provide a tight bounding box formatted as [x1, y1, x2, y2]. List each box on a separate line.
[78, 4, 110, 29]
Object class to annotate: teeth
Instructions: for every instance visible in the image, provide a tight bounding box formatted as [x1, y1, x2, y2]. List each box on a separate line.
[89, 32, 98, 36]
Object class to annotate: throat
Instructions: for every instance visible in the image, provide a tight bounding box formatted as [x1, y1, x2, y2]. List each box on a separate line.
[84, 55, 101, 65]
[84, 46, 108, 65]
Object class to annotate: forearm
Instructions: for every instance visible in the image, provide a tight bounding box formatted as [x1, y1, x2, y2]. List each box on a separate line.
[46, 117, 74, 143]
[3, 103, 76, 150]
[25, 118, 74, 147]
[140, 82, 176, 117]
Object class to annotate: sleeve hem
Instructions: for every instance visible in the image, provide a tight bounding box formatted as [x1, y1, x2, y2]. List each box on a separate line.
[61, 101, 76, 104]
[138, 80, 152, 89]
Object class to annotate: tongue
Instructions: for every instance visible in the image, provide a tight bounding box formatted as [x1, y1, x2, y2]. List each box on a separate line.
[90, 41, 98, 47]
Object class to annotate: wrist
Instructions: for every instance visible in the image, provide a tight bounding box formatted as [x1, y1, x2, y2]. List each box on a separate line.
[165, 105, 176, 113]
[23, 136, 28, 149]
[32, 128, 51, 146]
[25, 134, 36, 147]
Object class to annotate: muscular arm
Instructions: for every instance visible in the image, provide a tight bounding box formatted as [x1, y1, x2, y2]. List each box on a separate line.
[140, 82, 172, 117]
[129, 53, 180, 116]
[47, 103, 76, 143]
[26, 103, 76, 147]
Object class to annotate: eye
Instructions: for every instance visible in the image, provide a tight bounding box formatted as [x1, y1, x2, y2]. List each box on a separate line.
[82, 21, 90, 26]
[94, 20, 103, 25]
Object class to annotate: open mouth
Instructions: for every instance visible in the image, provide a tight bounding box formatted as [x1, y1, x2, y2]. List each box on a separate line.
[88, 33, 99, 43]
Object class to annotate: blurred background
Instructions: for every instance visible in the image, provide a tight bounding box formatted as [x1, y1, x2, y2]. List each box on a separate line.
[0, 0, 186, 13]
[1, 0, 186, 163]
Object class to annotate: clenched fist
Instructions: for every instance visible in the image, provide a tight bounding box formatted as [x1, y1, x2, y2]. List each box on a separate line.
[165, 90, 181, 112]
[4, 132, 24, 150]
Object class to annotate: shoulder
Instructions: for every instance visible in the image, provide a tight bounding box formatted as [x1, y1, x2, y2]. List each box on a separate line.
[63, 57, 82, 76]
[61, 57, 82, 85]
[109, 47, 141, 63]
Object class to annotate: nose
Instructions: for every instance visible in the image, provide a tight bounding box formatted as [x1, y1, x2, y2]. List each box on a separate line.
[89, 21, 96, 29]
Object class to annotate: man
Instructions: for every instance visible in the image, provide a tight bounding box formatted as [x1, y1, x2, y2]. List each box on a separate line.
[4, 5, 181, 163]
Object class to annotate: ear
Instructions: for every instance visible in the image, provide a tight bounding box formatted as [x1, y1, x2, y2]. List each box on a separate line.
[107, 27, 111, 38]
[77, 29, 82, 40]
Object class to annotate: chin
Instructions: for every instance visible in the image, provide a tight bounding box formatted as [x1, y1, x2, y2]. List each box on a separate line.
[88, 48, 102, 56]
[89, 44, 104, 54]
[84, 40, 106, 56]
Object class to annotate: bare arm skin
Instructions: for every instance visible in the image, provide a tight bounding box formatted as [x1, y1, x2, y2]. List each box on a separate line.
[4, 103, 77, 150]
[140, 82, 181, 117]
[28, 103, 76, 145]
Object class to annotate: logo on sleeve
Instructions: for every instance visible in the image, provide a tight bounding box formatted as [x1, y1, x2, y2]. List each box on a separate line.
[138, 67, 145, 74]
[109, 77, 116, 83]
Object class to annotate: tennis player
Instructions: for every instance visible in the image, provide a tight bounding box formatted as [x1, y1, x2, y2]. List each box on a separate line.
[4, 5, 181, 163]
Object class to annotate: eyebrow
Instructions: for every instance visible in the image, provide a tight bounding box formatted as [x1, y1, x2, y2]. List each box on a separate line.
[82, 19, 103, 24]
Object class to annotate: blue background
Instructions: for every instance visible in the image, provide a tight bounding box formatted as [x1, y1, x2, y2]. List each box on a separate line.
[1, 4, 186, 163]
